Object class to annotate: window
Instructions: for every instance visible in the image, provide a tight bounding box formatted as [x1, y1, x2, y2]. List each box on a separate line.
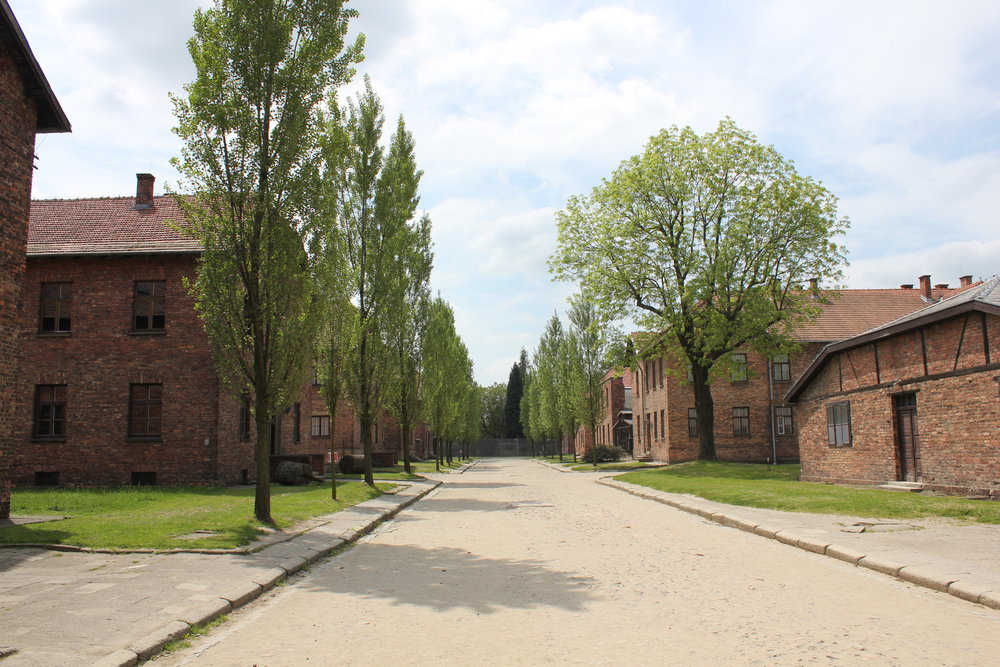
[731, 353, 748, 382]
[128, 383, 162, 437]
[733, 407, 750, 436]
[660, 409, 665, 438]
[34, 385, 67, 438]
[293, 403, 301, 443]
[39, 283, 72, 332]
[239, 395, 250, 439]
[311, 415, 331, 437]
[688, 408, 698, 437]
[133, 280, 165, 330]
[772, 354, 791, 381]
[775, 406, 794, 435]
[827, 402, 852, 447]
[652, 411, 658, 441]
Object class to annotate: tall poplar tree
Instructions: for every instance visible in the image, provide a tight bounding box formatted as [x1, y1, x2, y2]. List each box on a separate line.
[172, 0, 362, 521]
[336, 79, 422, 487]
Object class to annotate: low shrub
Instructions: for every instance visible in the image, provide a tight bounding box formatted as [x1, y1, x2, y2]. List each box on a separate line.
[582, 445, 626, 464]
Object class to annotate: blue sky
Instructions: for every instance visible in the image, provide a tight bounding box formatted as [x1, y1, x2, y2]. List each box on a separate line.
[12, 0, 1000, 385]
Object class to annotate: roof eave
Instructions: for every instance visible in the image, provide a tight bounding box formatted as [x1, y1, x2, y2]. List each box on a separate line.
[1, 0, 71, 133]
[785, 301, 1000, 403]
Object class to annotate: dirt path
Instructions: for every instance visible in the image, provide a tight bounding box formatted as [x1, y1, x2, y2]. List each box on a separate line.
[158, 459, 1000, 666]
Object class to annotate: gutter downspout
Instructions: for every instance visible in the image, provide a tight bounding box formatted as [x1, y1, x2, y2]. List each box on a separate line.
[768, 359, 777, 465]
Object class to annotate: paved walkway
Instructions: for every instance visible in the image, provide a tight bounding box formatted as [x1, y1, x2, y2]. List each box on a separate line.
[158, 459, 1000, 666]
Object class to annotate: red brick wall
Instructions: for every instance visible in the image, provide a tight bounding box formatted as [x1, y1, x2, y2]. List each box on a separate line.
[13, 253, 257, 486]
[0, 45, 39, 516]
[797, 312, 1000, 497]
[631, 344, 823, 464]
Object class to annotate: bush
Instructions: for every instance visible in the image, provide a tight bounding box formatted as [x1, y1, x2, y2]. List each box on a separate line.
[583, 445, 626, 464]
[338, 455, 364, 475]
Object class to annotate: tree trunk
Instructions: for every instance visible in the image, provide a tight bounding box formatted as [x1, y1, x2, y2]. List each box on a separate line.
[253, 407, 272, 523]
[691, 364, 717, 460]
[360, 410, 375, 487]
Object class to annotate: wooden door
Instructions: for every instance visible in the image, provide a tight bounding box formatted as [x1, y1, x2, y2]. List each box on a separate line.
[894, 393, 920, 481]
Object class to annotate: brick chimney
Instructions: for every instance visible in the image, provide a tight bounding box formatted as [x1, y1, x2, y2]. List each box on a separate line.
[934, 283, 949, 289]
[900, 284, 914, 289]
[918, 274, 932, 301]
[808, 277, 819, 296]
[960, 275, 973, 287]
[135, 173, 155, 210]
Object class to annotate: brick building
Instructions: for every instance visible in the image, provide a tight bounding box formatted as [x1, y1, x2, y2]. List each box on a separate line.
[12, 174, 430, 488]
[786, 276, 1000, 498]
[573, 367, 632, 457]
[628, 277, 975, 464]
[1, 0, 70, 516]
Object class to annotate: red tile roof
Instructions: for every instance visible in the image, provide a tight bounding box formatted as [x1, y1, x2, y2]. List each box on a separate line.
[27, 195, 201, 256]
[794, 286, 973, 342]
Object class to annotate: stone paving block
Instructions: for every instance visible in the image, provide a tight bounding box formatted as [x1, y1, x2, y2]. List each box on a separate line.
[279, 556, 308, 575]
[716, 514, 758, 533]
[680, 504, 716, 520]
[978, 590, 1000, 610]
[752, 524, 780, 539]
[796, 536, 830, 555]
[251, 566, 287, 590]
[220, 581, 262, 608]
[947, 580, 987, 604]
[898, 566, 956, 592]
[129, 620, 190, 660]
[774, 530, 804, 547]
[825, 543, 865, 565]
[92, 648, 138, 667]
[858, 555, 904, 577]
[177, 598, 232, 627]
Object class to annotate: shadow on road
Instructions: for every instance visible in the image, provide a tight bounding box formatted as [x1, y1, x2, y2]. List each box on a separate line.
[436, 482, 526, 490]
[410, 497, 515, 513]
[310, 543, 598, 614]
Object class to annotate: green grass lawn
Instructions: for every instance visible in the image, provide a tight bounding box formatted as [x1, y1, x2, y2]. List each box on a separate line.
[617, 462, 1000, 524]
[1, 481, 391, 550]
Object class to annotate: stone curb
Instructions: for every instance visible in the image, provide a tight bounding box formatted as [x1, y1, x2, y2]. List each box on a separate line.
[597, 477, 1000, 613]
[100, 480, 440, 667]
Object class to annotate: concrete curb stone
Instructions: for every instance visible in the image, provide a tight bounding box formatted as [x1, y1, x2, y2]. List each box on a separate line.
[130, 620, 191, 661]
[596, 476, 1000, 613]
[177, 598, 232, 628]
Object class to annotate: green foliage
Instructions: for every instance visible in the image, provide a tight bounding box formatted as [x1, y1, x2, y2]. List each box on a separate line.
[502, 363, 525, 438]
[480, 382, 506, 438]
[550, 118, 849, 460]
[618, 462, 1000, 524]
[582, 444, 626, 464]
[3, 483, 389, 550]
[171, 0, 362, 521]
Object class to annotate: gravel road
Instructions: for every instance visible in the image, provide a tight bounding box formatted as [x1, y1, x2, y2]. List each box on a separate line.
[157, 458, 1000, 666]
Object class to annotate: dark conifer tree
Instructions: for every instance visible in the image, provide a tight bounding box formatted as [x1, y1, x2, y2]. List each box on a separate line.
[502, 363, 525, 438]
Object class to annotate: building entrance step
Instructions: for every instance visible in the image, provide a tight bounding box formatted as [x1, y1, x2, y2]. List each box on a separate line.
[877, 481, 925, 492]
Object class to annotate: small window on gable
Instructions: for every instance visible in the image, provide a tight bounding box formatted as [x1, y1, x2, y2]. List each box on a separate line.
[772, 354, 791, 381]
[826, 402, 852, 447]
[687, 408, 698, 437]
[39, 283, 72, 332]
[133, 280, 165, 331]
[731, 353, 747, 382]
[775, 406, 794, 435]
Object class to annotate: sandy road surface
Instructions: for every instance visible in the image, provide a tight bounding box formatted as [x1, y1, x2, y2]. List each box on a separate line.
[158, 459, 1000, 666]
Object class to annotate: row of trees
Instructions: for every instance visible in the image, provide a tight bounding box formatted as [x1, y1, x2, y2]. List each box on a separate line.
[172, 0, 476, 522]
[518, 297, 614, 462]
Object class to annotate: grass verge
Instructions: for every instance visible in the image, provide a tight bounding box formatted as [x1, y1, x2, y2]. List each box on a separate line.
[617, 462, 1000, 524]
[333, 459, 471, 479]
[569, 461, 653, 472]
[2, 481, 391, 550]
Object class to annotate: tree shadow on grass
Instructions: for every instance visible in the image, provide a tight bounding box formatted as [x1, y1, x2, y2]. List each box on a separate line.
[308, 543, 599, 614]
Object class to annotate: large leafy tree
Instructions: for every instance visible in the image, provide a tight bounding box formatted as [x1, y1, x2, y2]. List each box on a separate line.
[423, 297, 474, 470]
[535, 314, 565, 459]
[172, 0, 362, 521]
[551, 118, 848, 460]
